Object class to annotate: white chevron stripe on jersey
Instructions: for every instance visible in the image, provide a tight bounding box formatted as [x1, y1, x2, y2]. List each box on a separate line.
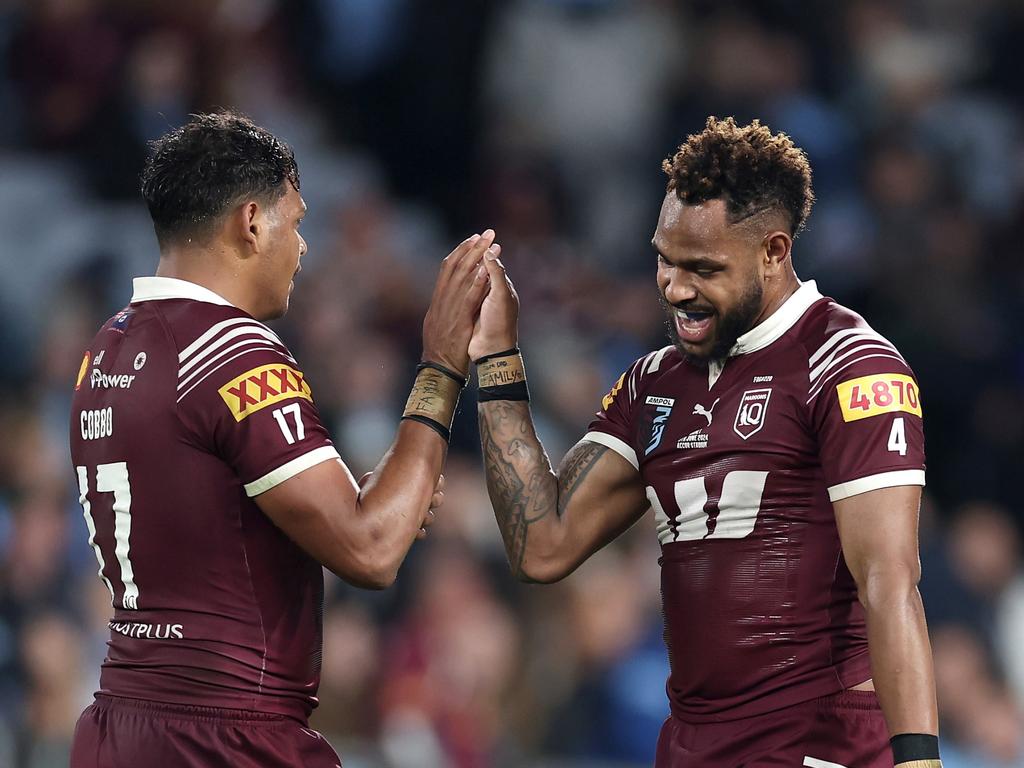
[806, 352, 908, 403]
[179, 324, 289, 379]
[176, 345, 285, 403]
[644, 345, 673, 375]
[177, 336, 294, 392]
[808, 326, 880, 367]
[808, 333, 901, 387]
[178, 317, 284, 364]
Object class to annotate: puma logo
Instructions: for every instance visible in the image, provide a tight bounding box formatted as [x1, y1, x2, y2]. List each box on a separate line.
[693, 398, 720, 426]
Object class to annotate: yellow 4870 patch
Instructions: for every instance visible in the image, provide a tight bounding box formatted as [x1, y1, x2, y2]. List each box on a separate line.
[836, 373, 922, 423]
[219, 363, 312, 421]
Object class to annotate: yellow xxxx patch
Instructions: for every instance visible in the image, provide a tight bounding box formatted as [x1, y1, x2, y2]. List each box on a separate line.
[837, 373, 922, 422]
[219, 364, 312, 421]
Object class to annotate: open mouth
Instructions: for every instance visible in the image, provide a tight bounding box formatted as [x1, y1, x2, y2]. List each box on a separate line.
[674, 309, 715, 343]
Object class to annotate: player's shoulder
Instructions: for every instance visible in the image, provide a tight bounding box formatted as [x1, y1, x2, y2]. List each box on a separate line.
[797, 296, 905, 368]
[603, 345, 681, 409]
[796, 296, 915, 405]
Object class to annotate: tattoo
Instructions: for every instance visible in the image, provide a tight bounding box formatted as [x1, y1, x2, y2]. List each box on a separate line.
[556, 441, 608, 518]
[478, 401, 607, 579]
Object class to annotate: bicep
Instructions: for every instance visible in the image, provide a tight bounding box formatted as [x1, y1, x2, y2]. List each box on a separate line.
[834, 484, 923, 586]
[253, 457, 362, 575]
[552, 439, 649, 572]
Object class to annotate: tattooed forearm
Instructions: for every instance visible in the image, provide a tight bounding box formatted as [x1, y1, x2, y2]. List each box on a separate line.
[478, 401, 609, 580]
[478, 401, 554, 578]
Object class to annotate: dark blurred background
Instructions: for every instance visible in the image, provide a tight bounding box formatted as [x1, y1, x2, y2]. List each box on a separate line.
[0, 0, 1022, 766]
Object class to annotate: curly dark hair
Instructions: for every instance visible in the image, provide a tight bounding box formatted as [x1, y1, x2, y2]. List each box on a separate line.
[141, 111, 299, 247]
[663, 116, 814, 236]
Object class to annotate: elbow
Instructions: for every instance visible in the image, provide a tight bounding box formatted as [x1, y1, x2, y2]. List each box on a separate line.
[343, 557, 399, 590]
[514, 555, 571, 585]
[855, 560, 922, 613]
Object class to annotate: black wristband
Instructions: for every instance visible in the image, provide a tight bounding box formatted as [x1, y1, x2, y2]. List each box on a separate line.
[478, 381, 530, 402]
[473, 347, 519, 365]
[417, 360, 468, 388]
[891, 733, 940, 765]
[401, 414, 451, 443]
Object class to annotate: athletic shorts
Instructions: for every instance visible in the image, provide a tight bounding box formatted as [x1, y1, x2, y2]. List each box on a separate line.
[70, 695, 343, 768]
[656, 689, 892, 768]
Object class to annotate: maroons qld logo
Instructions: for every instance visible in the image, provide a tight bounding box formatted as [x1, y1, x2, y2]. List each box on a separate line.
[733, 388, 772, 440]
[644, 395, 675, 455]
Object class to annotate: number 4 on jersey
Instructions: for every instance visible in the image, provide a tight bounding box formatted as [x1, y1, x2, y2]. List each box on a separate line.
[887, 416, 907, 456]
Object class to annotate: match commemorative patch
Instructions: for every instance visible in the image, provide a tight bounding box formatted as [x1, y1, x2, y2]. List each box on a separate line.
[219, 364, 312, 421]
[836, 373, 921, 423]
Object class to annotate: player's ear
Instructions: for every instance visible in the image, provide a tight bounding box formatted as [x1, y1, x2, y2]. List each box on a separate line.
[762, 231, 791, 275]
[236, 201, 262, 255]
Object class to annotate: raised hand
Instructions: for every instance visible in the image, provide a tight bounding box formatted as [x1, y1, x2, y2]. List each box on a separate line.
[469, 244, 520, 363]
[422, 230, 496, 376]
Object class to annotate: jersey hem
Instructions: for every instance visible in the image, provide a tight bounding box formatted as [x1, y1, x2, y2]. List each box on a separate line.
[244, 446, 341, 497]
[827, 469, 925, 502]
[582, 431, 639, 470]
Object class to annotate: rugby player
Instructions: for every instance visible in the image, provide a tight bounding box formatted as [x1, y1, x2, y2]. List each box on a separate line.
[69, 111, 495, 767]
[472, 117, 941, 767]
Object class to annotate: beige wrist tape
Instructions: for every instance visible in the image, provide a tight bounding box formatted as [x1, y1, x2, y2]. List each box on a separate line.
[895, 762, 943, 768]
[403, 367, 461, 432]
[477, 352, 526, 389]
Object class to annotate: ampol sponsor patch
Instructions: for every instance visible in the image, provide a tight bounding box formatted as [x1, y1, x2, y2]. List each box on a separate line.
[837, 373, 921, 422]
[218, 364, 312, 421]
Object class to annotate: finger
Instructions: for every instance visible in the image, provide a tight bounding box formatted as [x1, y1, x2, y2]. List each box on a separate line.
[430, 490, 445, 509]
[358, 472, 373, 488]
[434, 474, 446, 493]
[438, 234, 481, 286]
[417, 528, 428, 540]
[481, 248, 511, 296]
[452, 229, 495, 282]
[466, 245, 498, 305]
[422, 509, 437, 527]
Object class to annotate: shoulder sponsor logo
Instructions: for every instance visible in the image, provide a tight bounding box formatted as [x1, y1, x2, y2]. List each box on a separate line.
[734, 388, 772, 440]
[601, 373, 626, 411]
[75, 351, 91, 390]
[219, 363, 312, 421]
[836, 373, 921, 422]
[91, 369, 136, 389]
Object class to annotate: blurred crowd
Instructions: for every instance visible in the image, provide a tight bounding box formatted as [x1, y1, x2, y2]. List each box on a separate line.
[0, 0, 1022, 766]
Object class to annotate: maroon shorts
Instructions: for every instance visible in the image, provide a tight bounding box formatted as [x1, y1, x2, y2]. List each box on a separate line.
[71, 695, 342, 768]
[656, 690, 893, 768]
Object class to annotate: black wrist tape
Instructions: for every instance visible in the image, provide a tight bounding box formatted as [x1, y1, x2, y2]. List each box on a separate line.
[416, 360, 468, 388]
[473, 347, 519, 365]
[891, 733, 940, 766]
[478, 381, 530, 402]
[401, 414, 451, 443]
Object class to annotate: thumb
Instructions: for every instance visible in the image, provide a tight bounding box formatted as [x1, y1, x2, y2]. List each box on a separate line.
[482, 249, 511, 298]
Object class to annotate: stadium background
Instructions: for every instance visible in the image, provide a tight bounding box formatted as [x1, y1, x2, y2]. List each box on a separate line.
[0, 0, 1022, 766]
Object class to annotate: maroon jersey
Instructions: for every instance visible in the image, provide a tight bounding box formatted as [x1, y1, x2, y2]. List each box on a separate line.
[69, 277, 341, 720]
[587, 281, 925, 722]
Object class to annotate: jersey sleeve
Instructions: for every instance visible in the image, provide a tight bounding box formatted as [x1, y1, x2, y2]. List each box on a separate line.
[175, 325, 340, 497]
[582, 356, 649, 471]
[807, 332, 925, 502]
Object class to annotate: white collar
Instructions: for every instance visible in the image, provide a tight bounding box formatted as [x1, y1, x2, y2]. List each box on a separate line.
[131, 276, 236, 308]
[730, 279, 822, 356]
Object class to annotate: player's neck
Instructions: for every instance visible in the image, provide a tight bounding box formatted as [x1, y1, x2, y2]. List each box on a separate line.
[155, 249, 256, 316]
[751, 270, 801, 328]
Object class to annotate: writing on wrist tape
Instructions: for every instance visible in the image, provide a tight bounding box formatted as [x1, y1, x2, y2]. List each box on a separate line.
[401, 363, 463, 441]
[477, 349, 529, 402]
[891, 734, 941, 768]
